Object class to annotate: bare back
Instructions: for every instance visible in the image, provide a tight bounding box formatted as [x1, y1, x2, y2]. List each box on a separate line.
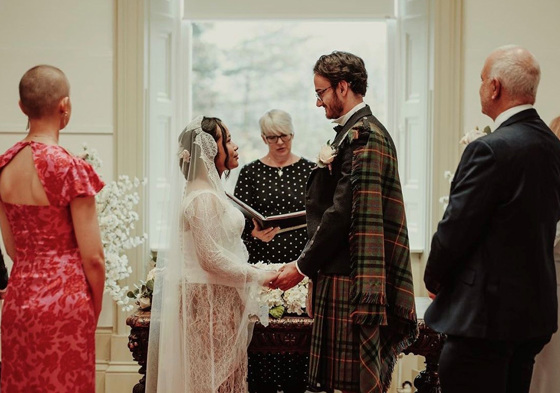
[0, 145, 49, 206]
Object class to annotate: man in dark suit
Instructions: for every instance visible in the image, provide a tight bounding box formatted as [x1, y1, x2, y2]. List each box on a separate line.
[424, 45, 560, 393]
[272, 51, 417, 393]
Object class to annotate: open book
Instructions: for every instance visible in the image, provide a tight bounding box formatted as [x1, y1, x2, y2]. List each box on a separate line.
[226, 192, 307, 234]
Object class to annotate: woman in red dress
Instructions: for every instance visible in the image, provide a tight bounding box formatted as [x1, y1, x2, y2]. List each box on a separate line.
[0, 65, 105, 392]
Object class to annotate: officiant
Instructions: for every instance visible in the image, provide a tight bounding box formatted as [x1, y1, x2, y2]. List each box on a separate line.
[234, 109, 314, 265]
[233, 109, 314, 393]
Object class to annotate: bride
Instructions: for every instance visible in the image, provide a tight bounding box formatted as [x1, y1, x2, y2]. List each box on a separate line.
[146, 116, 277, 393]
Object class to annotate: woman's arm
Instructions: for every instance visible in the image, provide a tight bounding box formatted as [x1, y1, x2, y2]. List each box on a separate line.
[187, 193, 273, 286]
[71, 196, 105, 322]
[0, 202, 16, 260]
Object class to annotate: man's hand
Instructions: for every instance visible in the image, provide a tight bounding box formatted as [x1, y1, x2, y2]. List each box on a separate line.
[271, 261, 304, 291]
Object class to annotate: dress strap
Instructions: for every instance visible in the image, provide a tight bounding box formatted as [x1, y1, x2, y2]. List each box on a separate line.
[0, 141, 30, 171]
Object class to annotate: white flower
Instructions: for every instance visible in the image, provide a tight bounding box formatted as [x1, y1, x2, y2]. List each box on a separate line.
[459, 125, 491, 145]
[80, 144, 147, 311]
[138, 297, 151, 310]
[179, 149, 191, 163]
[317, 143, 337, 168]
[441, 125, 490, 211]
[252, 262, 309, 317]
[146, 267, 157, 282]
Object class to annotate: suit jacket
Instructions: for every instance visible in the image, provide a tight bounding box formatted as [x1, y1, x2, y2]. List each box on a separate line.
[424, 109, 560, 340]
[298, 105, 397, 278]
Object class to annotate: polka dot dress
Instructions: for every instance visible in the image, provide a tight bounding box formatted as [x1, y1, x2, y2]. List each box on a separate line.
[234, 157, 315, 264]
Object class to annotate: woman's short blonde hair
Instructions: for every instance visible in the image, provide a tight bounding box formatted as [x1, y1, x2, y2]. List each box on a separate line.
[550, 116, 560, 140]
[259, 109, 294, 136]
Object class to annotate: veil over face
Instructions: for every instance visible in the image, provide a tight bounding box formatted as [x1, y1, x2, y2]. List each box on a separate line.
[146, 116, 265, 393]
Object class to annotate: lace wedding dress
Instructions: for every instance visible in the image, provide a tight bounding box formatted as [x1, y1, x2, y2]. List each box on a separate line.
[146, 117, 267, 393]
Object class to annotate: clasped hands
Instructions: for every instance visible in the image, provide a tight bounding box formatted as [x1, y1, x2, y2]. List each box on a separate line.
[266, 261, 304, 291]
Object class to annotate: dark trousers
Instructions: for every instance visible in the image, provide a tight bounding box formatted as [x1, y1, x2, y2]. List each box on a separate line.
[439, 335, 552, 393]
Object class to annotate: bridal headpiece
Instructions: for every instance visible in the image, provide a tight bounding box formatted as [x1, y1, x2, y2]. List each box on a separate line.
[177, 115, 221, 193]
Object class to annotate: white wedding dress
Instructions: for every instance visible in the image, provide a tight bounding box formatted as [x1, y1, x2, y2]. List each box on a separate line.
[146, 117, 266, 393]
[530, 222, 560, 393]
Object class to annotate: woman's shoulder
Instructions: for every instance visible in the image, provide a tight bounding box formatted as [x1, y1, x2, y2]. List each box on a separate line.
[241, 159, 265, 171]
[296, 156, 316, 169]
[0, 141, 28, 169]
[185, 189, 226, 208]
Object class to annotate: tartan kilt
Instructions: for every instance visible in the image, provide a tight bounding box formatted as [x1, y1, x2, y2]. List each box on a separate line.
[308, 273, 383, 393]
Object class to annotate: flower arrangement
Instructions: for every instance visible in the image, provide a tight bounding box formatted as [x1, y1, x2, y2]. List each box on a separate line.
[439, 126, 491, 211]
[253, 262, 310, 319]
[79, 144, 147, 312]
[127, 266, 156, 310]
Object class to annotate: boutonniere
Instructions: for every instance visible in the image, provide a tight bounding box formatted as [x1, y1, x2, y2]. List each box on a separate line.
[347, 128, 359, 143]
[316, 140, 337, 174]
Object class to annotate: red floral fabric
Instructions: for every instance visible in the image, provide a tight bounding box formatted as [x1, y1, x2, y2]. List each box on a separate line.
[0, 141, 104, 393]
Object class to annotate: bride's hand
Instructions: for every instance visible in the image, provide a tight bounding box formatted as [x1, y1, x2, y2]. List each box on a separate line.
[261, 270, 280, 288]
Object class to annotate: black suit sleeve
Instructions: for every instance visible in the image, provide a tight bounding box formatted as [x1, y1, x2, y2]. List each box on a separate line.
[297, 143, 353, 277]
[424, 139, 499, 293]
[0, 249, 8, 290]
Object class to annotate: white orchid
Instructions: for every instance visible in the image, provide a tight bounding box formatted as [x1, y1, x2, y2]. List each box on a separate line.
[80, 144, 147, 312]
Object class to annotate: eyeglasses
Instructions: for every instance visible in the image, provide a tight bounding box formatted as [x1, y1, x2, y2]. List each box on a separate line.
[315, 86, 332, 102]
[264, 134, 293, 144]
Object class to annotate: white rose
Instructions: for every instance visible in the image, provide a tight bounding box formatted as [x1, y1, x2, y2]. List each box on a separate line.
[317, 144, 336, 167]
[460, 127, 488, 145]
[138, 297, 151, 310]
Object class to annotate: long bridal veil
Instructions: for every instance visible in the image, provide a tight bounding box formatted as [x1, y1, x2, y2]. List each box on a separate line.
[146, 116, 263, 393]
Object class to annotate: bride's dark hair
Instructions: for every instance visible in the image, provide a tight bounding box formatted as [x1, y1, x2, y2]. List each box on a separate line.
[179, 116, 231, 178]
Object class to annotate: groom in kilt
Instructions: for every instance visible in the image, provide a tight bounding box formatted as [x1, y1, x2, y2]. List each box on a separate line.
[272, 51, 418, 393]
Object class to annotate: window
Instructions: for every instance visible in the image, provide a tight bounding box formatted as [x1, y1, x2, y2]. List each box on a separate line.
[146, 2, 430, 251]
[190, 21, 389, 167]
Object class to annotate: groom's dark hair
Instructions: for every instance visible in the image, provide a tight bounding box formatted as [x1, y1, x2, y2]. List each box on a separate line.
[313, 51, 368, 96]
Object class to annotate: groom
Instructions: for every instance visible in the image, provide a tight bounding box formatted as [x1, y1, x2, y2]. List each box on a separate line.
[272, 51, 418, 393]
[424, 45, 560, 393]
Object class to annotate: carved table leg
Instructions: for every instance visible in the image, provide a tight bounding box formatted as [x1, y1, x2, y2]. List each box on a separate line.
[126, 310, 151, 393]
[413, 351, 442, 393]
[402, 320, 445, 393]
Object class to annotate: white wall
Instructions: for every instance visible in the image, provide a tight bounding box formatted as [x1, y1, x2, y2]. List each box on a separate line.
[0, 2, 142, 392]
[0, 0, 116, 323]
[462, 0, 560, 133]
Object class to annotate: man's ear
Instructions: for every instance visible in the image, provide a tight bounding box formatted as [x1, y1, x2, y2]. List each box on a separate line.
[338, 80, 350, 96]
[491, 79, 502, 100]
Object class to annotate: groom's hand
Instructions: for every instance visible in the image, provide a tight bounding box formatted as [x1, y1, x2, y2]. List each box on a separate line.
[271, 261, 304, 291]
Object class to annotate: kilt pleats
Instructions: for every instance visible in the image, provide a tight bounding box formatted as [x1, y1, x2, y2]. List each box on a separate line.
[308, 273, 384, 393]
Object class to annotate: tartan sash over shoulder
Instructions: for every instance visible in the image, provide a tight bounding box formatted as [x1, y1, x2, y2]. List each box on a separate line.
[347, 116, 419, 390]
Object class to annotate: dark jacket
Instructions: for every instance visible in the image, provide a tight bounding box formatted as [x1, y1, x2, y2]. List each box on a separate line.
[298, 105, 396, 278]
[424, 109, 560, 340]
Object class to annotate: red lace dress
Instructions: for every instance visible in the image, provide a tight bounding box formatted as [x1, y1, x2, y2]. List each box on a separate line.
[0, 141, 104, 393]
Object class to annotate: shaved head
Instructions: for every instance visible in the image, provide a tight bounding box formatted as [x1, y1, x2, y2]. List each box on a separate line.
[19, 65, 70, 119]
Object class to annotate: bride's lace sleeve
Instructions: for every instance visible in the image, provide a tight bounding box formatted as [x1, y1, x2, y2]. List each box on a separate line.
[185, 192, 266, 285]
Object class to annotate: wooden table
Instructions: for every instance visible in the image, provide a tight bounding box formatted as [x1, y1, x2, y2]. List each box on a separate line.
[126, 297, 444, 393]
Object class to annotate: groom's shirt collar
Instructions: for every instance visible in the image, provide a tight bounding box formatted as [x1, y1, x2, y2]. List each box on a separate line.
[333, 102, 367, 128]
